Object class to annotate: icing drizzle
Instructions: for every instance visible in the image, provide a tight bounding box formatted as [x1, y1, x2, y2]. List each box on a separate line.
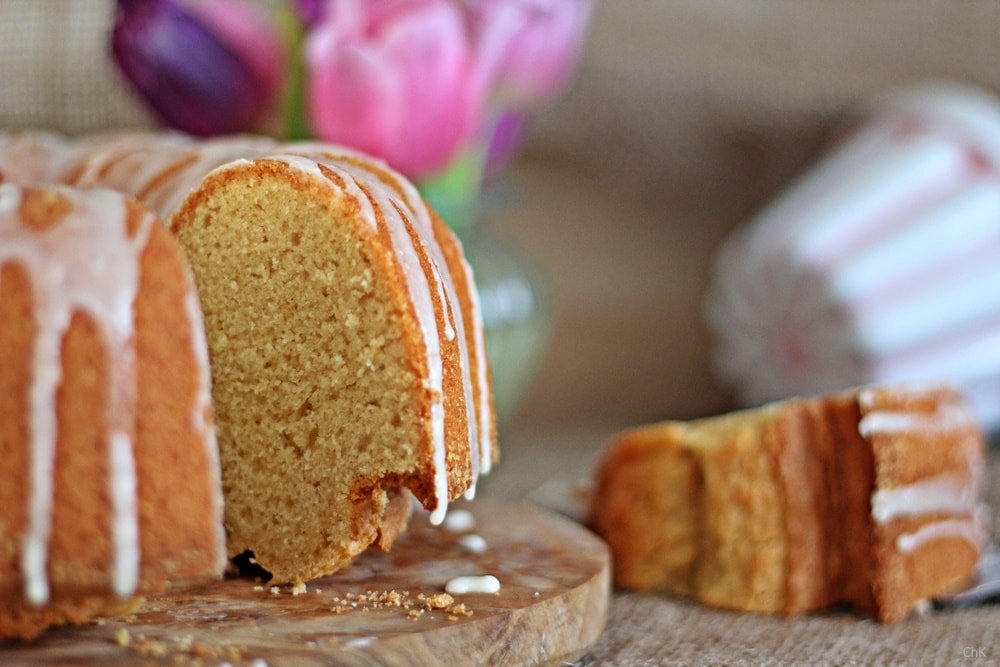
[0, 185, 152, 604]
[897, 517, 984, 554]
[859, 389, 984, 556]
[871, 472, 979, 524]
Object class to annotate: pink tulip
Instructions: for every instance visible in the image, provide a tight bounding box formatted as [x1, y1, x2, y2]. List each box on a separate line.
[469, 0, 592, 109]
[305, 0, 485, 178]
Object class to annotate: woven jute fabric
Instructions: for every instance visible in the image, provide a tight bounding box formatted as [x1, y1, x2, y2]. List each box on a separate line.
[0, 0, 153, 134]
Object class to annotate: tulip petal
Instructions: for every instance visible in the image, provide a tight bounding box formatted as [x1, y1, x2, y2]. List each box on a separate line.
[186, 0, 284, 101]
[112, 0, 272, 135]
[307, 28, 403, 161]
[470, 0, 593, 108]
[305, 0, 475, 178]
[378, 2, 471, 176]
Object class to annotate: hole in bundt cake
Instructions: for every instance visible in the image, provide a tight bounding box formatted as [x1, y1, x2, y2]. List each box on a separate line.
[231, 550, 272, 583]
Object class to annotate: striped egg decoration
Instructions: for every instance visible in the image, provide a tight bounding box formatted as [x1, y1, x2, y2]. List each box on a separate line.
[706, 83, 1000, 430]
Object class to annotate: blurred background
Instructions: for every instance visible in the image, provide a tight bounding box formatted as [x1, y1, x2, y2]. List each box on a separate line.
[3, 1, 1000, 499]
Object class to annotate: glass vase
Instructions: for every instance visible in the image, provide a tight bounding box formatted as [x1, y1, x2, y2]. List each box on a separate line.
[456, 222, 550, 421]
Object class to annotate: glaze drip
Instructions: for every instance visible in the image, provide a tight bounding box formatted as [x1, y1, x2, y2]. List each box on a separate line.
[860, 390, 984, 557]
[0, 185, 152, 604]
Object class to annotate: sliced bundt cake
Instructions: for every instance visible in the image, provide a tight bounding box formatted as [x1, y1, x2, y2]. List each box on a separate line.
[5, 132, 498, 584]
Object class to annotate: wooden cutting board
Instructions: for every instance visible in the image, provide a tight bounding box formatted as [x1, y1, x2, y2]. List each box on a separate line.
[0, 501, 610, 666]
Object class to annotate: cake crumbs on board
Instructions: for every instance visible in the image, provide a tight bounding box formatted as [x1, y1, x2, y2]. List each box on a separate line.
[326, 589, 475, 620]
[111, 631, 247, 663]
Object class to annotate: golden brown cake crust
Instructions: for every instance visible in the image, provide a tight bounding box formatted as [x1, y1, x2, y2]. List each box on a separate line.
[591, 385, 984, 623]
[0, 188, 222, 639]
[0, 595, 143, 641]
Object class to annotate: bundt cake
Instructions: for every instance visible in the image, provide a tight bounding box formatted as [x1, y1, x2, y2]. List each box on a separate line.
[591, 384, 985, 623]
[2, 132, 497, 584]
[0, 184, 224, 639]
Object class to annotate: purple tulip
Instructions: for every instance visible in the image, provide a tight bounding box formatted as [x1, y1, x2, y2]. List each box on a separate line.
[112, 0, 284, 136]
[469, 0, 592, 109]
[484, 110, 526, 178]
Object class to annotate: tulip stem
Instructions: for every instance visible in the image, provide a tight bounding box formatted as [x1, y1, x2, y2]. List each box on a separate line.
[277, 5, 311, 141]
[417, 146, 488, 231]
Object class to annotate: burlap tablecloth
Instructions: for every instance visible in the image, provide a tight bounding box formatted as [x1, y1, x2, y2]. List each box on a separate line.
[5, 2, 1000, 664]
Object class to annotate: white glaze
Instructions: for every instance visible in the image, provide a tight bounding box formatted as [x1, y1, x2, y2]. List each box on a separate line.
[856, 383, 959, 410]
[343, 636, 377, 649]
[458, 534, 488, 554]
[390, 171, 491, 482]
[872, 472, 979, 524]
[461, 254, 493, 476]
[64, 134, 278, 221]
[109, 432, 140, 597]
[0, 132, 75, 186]
[858, 404, 975, 438]
[441, 508, 476, 533]
[0, 135, 494, 532]
[896, 517, 984, 553]
[0, 185, 152, 604]
[445, 574, 500, 595]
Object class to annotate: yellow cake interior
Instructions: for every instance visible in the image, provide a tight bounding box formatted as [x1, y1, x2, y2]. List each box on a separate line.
[173, 169, 427, 584]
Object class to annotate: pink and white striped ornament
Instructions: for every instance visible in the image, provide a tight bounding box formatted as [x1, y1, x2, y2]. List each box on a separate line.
[706, 82, 1000, 430]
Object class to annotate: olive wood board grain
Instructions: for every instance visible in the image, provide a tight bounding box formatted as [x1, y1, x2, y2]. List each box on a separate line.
[0, 501, 610, 666]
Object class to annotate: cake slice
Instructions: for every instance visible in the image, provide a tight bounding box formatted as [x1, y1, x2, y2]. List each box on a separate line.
[168, 152, 492, 583]
[591, 385, 985, 623]
[0, 185, 224, 638]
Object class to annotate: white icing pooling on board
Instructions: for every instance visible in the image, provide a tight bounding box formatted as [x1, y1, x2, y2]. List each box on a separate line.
[441, 508, 475, 533]
[0, 185, 152, 604]
[445, 575, 500, 595]
[872, 472, 979, 524]
[342, 636, 377, 649]
[458, 534, 487, 554]
[897, 517, 984, 553]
